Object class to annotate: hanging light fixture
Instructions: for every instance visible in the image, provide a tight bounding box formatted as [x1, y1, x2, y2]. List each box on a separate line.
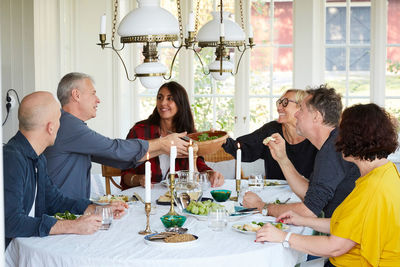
[97, 0, 254, 88]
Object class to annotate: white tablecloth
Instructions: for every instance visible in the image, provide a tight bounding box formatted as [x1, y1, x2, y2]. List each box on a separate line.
[6, 180, 311, 267]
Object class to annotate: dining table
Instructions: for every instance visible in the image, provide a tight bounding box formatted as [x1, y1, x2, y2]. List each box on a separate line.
[5, 179, 312, 267]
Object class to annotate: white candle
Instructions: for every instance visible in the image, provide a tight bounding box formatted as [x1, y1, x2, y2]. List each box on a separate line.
[249, 25, 254, 38]
[236, 143, 241, 180]
[100, 14, 106, 34]
[188, 12, 195, 32]
[188, 140, 194, 172]
[145, 153, 151, 203]
[170, 141, 177, 174]
[188, 140, 194, 180]
[220, 22, 225, 37]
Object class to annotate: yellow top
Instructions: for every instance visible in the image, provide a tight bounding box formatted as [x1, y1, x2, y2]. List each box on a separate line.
[330, 162, 400, 267]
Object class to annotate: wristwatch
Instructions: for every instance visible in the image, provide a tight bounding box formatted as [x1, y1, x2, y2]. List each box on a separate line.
[261, 203, 268, 216]
[282, 232, 292, 248]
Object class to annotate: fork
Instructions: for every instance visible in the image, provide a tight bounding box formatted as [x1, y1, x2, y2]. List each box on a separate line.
[282, 197, 291, 204]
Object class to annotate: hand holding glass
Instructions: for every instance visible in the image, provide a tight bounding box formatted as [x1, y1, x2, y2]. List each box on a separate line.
[95, 206, 113, 230]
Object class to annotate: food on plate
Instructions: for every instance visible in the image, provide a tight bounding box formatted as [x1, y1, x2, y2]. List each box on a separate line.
[98, 194, 129, 203]
[263, 136, 276, 145]
[54, 211, 77, 220]
[197, 133, 224, 142]
[264, 181, 283, 186]
[233, 221, 289, 232]
[164, 233, 196, 243]
[157, 191, 172, 202]
[186, 200, 223, 215]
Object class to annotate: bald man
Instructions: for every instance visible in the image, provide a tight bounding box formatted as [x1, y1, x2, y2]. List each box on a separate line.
[3, 91, 126, 248]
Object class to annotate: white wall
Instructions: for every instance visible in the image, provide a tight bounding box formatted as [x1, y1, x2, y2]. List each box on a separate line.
[1, 0, 35, 143]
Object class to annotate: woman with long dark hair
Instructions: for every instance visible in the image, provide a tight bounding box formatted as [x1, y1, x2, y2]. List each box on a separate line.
[121, 81, 224, 189]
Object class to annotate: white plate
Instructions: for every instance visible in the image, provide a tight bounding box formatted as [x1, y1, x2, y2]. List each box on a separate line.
[182, 206, 256, 222]
[144, 233, 198, 247]
[232, 221, 289, 234]
[264, 179, 288, 187]
[90, 195, 138, 206]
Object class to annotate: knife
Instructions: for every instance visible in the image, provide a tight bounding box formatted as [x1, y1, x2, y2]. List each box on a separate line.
[236, 207, 257, 213]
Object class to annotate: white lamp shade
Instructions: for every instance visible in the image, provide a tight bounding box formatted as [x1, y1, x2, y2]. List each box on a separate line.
[197, 12, 245, 43]
[135, 61, 167, 89]
[208, 60, 234, 81]
[118, 0, 179, 37]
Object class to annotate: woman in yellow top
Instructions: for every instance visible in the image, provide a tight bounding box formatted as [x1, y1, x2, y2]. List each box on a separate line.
[255, 103, 400, 267]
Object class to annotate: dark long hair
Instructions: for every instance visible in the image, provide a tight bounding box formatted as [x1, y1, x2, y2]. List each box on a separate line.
[147, 81, 195, 133]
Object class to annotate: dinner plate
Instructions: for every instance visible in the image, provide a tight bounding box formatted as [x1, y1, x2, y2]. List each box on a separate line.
[156, 197, 213, 206]
[144, 233, 199, 247]
[183, 206, 256, 221]
[90, 195, 138, 206]
[264, 179, 288, 187]
[232, 221, 289, 235]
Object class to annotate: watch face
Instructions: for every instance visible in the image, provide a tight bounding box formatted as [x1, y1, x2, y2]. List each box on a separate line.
[282, 241, 290, 248]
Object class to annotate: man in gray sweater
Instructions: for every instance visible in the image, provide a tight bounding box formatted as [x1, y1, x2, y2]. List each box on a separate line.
[45, 72, 188, 199]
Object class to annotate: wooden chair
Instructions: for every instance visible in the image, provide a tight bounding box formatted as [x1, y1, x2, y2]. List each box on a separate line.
[101, 165, 123, 195]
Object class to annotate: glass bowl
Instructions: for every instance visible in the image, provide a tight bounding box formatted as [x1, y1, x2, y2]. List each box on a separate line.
[210, 189, 231, 202]
[160, 215, 187, 228]
[187, 131, 228, 156]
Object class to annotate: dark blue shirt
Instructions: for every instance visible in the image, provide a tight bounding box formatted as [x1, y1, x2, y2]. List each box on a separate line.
[3, 131, 91, 247]
[304, 128, 360, 217]
[44, 110, 148, 199]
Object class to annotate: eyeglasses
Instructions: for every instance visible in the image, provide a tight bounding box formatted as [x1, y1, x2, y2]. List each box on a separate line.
[276, 98, 297, 107]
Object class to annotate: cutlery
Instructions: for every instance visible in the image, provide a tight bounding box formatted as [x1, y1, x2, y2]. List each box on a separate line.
[282, 197, 291, 204]
[133, 193, 145, 204]
[236, 207, 257, 213]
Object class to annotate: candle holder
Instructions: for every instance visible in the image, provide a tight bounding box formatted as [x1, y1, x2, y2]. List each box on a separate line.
[139, 202, 153, 235]
[230, 179, 241, 201]
[165, 173, 178, 216]
[97, 34, 109, 49]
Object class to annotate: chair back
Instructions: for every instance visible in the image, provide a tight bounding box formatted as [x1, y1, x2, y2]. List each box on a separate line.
[101, 165, 123, 195]
[203, 147, 234, 162]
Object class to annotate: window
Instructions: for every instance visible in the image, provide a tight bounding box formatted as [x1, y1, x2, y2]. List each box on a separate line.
[386, 0, 400, 123]
[325, 0, 371, 107]
[193, 0, 235, 134]
[249, 0, 293, 132]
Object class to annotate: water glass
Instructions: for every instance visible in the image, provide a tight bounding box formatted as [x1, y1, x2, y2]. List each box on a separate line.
[95, 206, 113, 230]
[248, 174, 264, 192]
[208, 208, 228, 231]
[198, 172, 211, 191]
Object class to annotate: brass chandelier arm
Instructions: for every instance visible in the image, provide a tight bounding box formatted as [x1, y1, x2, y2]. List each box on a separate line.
[231, 46, 248, 76]
[191, 48, 210, 76]
[163, 45, 184, 80]
[105, 46, 137, 82]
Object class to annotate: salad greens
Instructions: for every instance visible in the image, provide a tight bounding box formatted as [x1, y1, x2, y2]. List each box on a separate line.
[54, 211, 77, 220]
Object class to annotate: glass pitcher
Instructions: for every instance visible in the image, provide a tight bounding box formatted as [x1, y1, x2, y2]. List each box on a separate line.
[174, 170, 202, 212]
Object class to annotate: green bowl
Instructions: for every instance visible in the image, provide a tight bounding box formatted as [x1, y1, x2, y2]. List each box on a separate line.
[210, 189, 231, 202]
[160, 215, 187, 228]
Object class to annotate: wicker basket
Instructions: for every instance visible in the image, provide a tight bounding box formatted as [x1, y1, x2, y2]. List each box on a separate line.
[187, 130, 228, 157]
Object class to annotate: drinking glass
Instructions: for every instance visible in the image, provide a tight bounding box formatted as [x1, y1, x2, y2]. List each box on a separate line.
[95, 206, 113, 230]
[208, 208, 228, 231]
[248, 174, 264, 192]
[198, 172, 211, 191]
[174, 170, 203, 212]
